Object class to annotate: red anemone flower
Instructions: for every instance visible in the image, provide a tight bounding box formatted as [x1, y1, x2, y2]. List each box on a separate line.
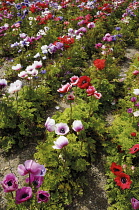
[114, 172, 132, 189]
[110, 162, 123, 175]
[131, 132, 137, 137]
[93, 59, 106, 70]
[77, 76, 91, 89]
[129, 144, 139, 154]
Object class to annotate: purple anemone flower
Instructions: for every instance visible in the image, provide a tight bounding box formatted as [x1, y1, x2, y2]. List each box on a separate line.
[37, 190, 50, 203]
[127, 108, 133, 113]
[15, 187, 32, 204]
[131, 97, 137, 102]
[55, 123, 69, 135]
[26, 174, 44, 188]
[0, 79, 7, 89]
[131, 198, 139, 210]
[17, 160, 46, 176]
[52, 136, 69, 149]
[1, 173, 18, 193]
[72, 120, 84, 132]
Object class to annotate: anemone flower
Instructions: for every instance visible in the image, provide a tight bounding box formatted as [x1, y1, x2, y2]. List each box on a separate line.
[0, 79, 7, 89]
[12, 64, 22, 71]
[8, 80, 22, 94]
[72, 120, 84, 132]
[133, 111, 139, 117]
[1, 173, 18, 192]
[114, 172, 132, 189]
[131, 198, 139, 210]
[86, 86, 96, 96]
[52, 136, 69, 149]
[133, 89, 139, 95]
[55, 123, 69, 135]
[57, 83, 72, 93]
[15, 187, 32, 204]
[129, 144, 139, 154]
[70, 75, 79, 86]
[45, 117, 55, 132]
[18, 160, 46, 176]
[37, 190, 50, 203]
[110, 162, 123, 175]
[77, 76, 91, 89]
[26, 174, 44, 188]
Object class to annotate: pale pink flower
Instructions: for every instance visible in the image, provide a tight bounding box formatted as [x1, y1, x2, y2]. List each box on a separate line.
[94, 91, 102, 99]
[8, 80, 22, 94]
[12, 64, 22, 71]
[57, 83, 72, 93]
[45, 117, 55, 132]
[55, 123, 69, 135]
[52, 136, 69, 149]
[72, 120, 84, 132]
[70, 75, 79, 85]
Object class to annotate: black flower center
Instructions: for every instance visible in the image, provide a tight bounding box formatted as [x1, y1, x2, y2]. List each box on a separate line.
[39, 194, 46, 200]
[60, 128, 65, 133]
[7, 180, 12, 186]
[21, 193, 29, 199]
[82, 80, 87, 84]
[134, 148, 137, 151]
[121, 177, 127, 184]
[33, 180, 38, 186]
[114, 168, 120, 172]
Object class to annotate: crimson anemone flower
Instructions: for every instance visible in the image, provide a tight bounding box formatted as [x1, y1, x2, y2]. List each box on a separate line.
[129, 144, 139, 154]
[37, 190, 50, 203]
[77, 76, 91, 89]
[55, 123, 69, 135]
[72, 120, 84, 132]
[93, 59, 106, 70]
[1, 173, 18, 192]
[86, 86, 96, 96]
[18, 160, 46, 176]
[131, 132, 137, 137]
[52, 136, 69, 149]
[131, 198, 139, 210]
[15, 187, 32, 204]
[110, 162, 123, 175]
[114, 172, 132, 189]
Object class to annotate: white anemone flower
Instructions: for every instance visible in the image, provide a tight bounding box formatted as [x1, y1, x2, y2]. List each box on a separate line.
[72, 120, 84, 132]
[52, 136, 69, 149]
[133, 89, 139, 95]
[133, 111, 139, 117]
[55, 123, 69, 135]
[12, 64, 22, 71]
[45, 117, 55, 132]
[8, 80, 22, 94]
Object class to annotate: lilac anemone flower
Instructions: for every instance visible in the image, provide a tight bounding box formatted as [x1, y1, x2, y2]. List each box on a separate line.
[45, 117, 55, 132]
[37, 190, 50, 203]
[131, 198, 139, 210]
[52, 136, 69, 149]
[15, 187, 32, 204]
[18, 160, 46, 176]
[55, 123, 69, 135]
[1, 173, 18, 192]
[72, 120, 84, 132]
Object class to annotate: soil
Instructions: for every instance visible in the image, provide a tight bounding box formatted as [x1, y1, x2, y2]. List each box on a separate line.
[0, 47, 139, 210]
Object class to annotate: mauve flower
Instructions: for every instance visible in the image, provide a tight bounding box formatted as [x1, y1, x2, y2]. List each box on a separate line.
[102, 33, 112, 42]
[129, 144, 139, 154]
[37, 190, 50, 203]
[1, 173, 18, 192]
[55, 123, 69, 135]
[15, 187, 32, 204]
[131, 198, 139, 210]
[133, 89, 139, 95]
[18, 160, 45, 176]
[115, 27, 121, 31]
[131, 97, 137, 102]
[0, 79, 7, 89]
[26, 174, 44, 188]
[45, 117, 55, 132]
[57, 83, 72, 93]
[135, 102, 139, 108]
[87, 22, 95, 28]
[8, 80, 22, 94]
[127, 108, 133, 113]
[86, 86, 96, 96]
[95, 43, 102, 49]
[72, 120, 84, 132]
[52, 136, 69, 149]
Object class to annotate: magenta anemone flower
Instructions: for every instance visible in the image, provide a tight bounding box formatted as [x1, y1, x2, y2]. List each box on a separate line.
[127, 108, 133, 113]
[131, 97, 137, 102]
[37, 190, 50, 203]
[72, 120, 84, 132]
[1, 173, 18, 192]
[15, 187, 32, 204]
[45, 117, 55, 132]
[131, 198, 139, 210]
[55, 123, 69, 135]
[52, 136, 69, 149]
[26, 174, 44, 188]
[18, 160, 45, 176]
